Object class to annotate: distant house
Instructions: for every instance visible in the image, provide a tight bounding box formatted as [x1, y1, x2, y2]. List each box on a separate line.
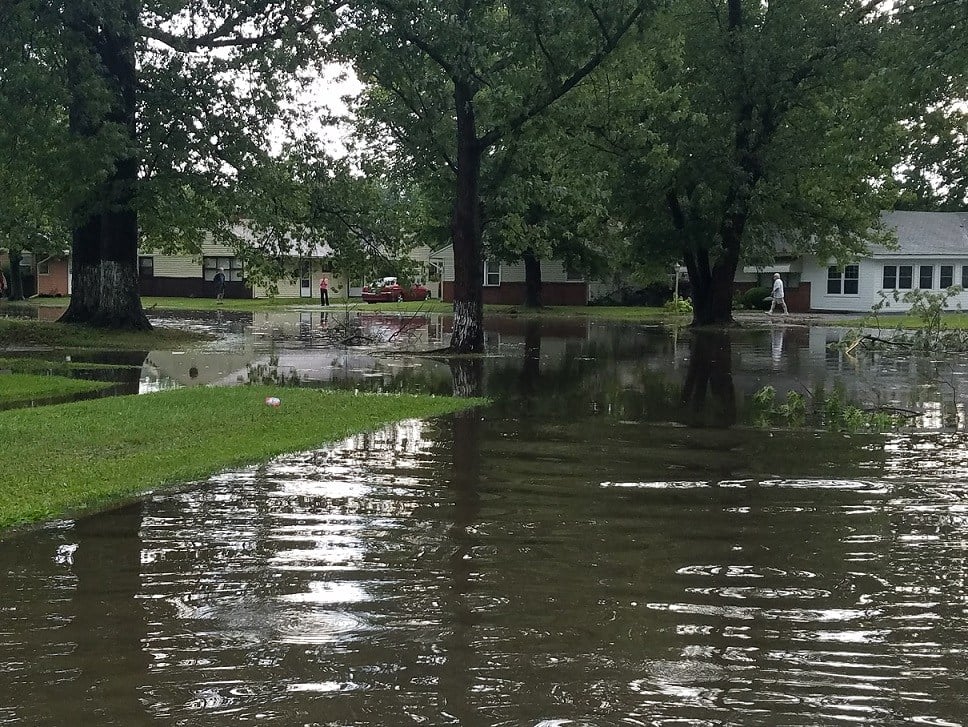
[736, 210, 968, 314]
[142, 232, 442, 301]
[138, 225, 343, 300]
[34, 253, 71, 296]
[429, 245, 601, 305]
[0, 249, 69, 297]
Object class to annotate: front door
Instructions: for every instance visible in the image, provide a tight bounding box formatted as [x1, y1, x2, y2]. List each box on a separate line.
[299, 262, 312, 298]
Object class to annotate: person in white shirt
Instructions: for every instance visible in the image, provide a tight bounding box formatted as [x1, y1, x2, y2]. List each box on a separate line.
[769, 273, 788, 315]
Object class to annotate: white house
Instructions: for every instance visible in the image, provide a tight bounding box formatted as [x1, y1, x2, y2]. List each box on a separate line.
[807, 211, 968, 313]
[737, 211, 968, 313]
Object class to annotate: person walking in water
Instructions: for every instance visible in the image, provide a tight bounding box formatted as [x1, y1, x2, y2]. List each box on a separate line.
[769, 272, 788, 315]
[319, 276, 329, 306]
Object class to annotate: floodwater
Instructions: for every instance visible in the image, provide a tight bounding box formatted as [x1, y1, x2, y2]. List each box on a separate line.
[4, 310, 968, 725]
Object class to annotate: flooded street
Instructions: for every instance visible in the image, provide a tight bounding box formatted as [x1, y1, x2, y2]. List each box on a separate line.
[3, 311, 968, 725]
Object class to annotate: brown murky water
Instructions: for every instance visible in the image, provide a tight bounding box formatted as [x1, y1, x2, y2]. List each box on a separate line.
[3, 313, 968, 725]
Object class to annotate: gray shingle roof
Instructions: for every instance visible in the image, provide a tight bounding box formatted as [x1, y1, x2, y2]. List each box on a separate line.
[872, 211, 968, 257]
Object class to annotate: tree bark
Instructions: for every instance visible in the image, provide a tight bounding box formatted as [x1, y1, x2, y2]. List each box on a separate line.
[522, 248, 542, 308]
[687, 238, 742, 327]
[6, 247, 25, 301]
[59, 0, 150, 330]
[449, 79, 484, 353]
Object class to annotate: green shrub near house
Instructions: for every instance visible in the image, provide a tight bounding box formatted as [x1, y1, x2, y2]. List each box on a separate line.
[736, 286, 771, 310]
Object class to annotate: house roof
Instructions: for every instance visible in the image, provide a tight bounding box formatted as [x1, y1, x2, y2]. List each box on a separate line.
[873, 211, 968, 257]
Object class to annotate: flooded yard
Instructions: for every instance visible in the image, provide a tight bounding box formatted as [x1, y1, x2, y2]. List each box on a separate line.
[3, 310, 968, 725]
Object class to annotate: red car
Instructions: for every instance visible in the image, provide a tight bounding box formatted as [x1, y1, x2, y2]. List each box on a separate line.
[361, 277, 431, 303]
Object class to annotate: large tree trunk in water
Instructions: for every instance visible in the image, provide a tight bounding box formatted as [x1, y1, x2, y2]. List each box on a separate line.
[6, 248, 25, 301]
[59, 0, 150, 330]
[689, 257, 739, 325]
[449, 80, 484, 353]
[688, 223, 744, 326]
[522, 249, 542, 308]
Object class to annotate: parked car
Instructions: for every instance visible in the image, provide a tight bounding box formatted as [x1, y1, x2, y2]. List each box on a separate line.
[361, 277, 431, 303]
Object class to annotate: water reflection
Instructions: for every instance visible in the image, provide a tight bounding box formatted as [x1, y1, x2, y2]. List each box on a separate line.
[8, 317, 968, 724]
[134, 311, 968, 430]
[680, 332, 736, 428]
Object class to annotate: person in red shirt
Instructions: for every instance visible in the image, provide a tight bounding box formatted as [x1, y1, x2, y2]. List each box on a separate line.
[319, 276, 329, 306]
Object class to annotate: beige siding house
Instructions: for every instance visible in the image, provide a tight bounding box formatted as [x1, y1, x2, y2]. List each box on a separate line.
[139, 228, 340, 300]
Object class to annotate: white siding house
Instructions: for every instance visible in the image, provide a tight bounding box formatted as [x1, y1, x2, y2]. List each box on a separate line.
[804, 211, 968, 313]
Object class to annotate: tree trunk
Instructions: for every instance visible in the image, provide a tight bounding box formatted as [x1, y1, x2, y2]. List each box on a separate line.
[6, 247, 25, 301]
[522, 248, 542, 308]
[687, 219, 745, 326]
[59, 0, 150, 330]
[689, 256, 739, 325]
[449, 80, 484, 353]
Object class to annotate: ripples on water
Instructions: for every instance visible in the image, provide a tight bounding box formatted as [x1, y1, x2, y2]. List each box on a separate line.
[5, 322, 968, 725]
[2, 419, 968, 726]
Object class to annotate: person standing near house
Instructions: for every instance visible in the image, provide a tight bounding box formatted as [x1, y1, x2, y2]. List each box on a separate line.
[319, 276, 329, 306]
[213, 267, 226, 303]
[769, 272, 788, 315]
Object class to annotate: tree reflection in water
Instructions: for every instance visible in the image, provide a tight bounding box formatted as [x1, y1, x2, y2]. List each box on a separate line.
[680, 332, 737, 428]
[68, 504, 149, 724]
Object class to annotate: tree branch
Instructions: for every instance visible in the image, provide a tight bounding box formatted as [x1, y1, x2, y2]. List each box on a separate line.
[479, 0, 650, 149]
[142, 2, 347, 52]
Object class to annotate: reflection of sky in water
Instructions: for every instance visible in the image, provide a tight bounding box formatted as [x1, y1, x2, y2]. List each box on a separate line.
[139, 419, 435, 658]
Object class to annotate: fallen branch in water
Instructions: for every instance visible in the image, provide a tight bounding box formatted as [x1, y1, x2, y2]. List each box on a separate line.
[845, 334, 914, 354]
[861, 405, 921, 419]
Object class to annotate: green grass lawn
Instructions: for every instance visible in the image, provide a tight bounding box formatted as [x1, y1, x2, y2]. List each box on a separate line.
[0, 318, 207, 350]
[0, 385, 482, 530]
[0, 373, 114, 408]
[0, 356, 137, 375]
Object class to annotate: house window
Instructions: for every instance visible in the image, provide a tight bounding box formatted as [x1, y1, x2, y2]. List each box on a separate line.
[138, 256, 154, 278]
[883, 265, 897, 289]
[962, 265, 968, 289]
[203, 256, 244, 282]
[483, 260, 501, 286]
[37, 260, 50, 275]
[940, 265, 954, 288]
[919, 265, 933, 289]
[898, 265, 913, 289]
[827, 265, 859, 295]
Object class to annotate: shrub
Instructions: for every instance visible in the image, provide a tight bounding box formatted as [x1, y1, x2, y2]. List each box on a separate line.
[663, 297, 693, 314]
[737, 286, 771, 310]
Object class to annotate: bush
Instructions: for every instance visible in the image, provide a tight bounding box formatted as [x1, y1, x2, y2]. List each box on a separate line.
[737, 286, 771, 310]
[589, 282, 676, 307]
[663, 297, 693, 314]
